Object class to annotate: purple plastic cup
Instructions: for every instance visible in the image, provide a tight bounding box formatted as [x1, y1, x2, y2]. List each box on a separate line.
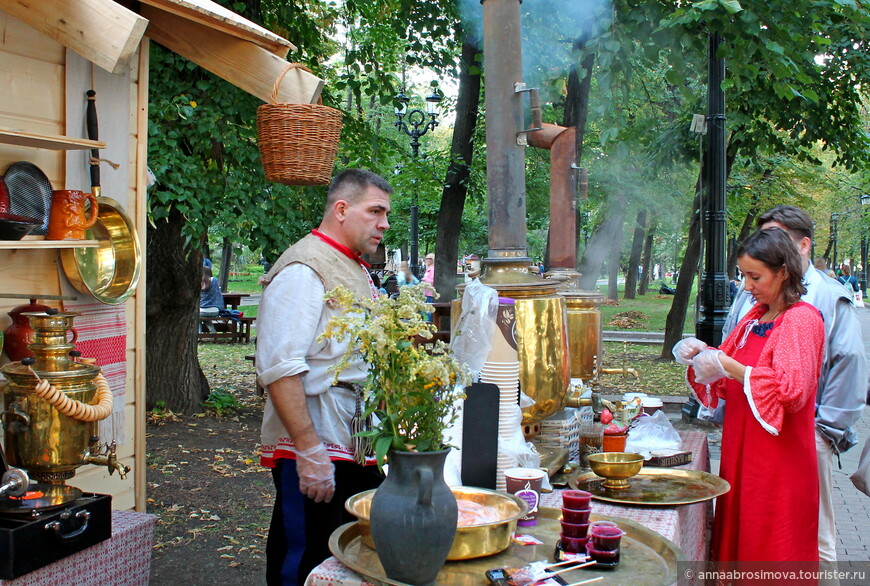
[561, 490, 592, 510]
[561, 507, 591, 524]
[559, 520, 590, 538]
[586, 541, 620, 564]
[561, 535, 590, 554]
[590, 525, 625, 550]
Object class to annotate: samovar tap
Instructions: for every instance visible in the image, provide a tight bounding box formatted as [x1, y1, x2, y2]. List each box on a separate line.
[82, 438, 130, 479]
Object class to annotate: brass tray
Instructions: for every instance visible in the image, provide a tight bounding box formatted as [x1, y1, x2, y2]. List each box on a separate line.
[328, 508, 682, 586]
[570, 468, 730, 506]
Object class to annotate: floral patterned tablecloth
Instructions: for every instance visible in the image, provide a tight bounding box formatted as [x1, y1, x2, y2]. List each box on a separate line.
[304, 430, 712, 586]
[0, 510, 156, 586]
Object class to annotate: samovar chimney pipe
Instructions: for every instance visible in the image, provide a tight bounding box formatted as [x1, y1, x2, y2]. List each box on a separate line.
[481, 0, 533, 276]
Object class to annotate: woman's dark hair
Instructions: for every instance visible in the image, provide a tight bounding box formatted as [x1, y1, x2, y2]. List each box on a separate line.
[737, 228, 806, 306]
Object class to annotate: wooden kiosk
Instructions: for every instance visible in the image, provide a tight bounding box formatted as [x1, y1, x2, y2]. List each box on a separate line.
[0, 0, 321, 512]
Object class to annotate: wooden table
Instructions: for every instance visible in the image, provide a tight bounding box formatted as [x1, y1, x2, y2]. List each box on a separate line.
[222, 293, 250, 310]
[303, 430, 713, 585]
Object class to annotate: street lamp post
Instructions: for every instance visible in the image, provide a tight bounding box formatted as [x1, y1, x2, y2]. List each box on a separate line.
[831, 213, 840, 269]
[861, 195, 870, 297]
[394, 88, 442, 276]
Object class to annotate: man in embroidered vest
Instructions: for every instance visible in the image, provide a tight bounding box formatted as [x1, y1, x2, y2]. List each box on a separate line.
[722, 205, 865, 563]
[256, 169, 392, 585]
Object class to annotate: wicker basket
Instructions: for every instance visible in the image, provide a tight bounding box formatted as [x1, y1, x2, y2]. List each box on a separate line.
[257, 63, 342, 186]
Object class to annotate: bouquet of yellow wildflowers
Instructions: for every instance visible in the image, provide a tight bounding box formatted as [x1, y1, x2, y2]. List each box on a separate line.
[321, 284, 471, 467]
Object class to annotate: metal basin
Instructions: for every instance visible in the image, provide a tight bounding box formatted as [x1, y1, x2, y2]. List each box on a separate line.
[60, 197, 141, 305]
[345, 486, 529, 560]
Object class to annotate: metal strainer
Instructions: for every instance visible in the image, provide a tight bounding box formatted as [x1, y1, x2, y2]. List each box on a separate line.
[3, 161, 52, 235]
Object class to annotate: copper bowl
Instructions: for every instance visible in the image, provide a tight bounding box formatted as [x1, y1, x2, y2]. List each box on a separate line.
[345, 486, 529, 560]
[587, 452, 645, 489]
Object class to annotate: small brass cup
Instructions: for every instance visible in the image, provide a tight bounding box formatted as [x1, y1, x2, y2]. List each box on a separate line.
[587, 452, 644, 489]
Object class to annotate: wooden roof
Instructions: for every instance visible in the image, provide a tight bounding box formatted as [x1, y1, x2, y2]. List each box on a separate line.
[0, 0, 322, 104]
[138, 0, 295, 57]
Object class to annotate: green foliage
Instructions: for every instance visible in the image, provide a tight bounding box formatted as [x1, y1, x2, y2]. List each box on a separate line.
[202, 389, 242, 417]
[320, 285, 470, 468]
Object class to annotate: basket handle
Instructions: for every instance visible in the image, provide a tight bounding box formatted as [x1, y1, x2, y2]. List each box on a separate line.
[271, 62, 322, 105]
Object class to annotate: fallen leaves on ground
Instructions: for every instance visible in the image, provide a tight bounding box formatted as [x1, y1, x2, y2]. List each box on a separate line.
[607, 310, 649, 329]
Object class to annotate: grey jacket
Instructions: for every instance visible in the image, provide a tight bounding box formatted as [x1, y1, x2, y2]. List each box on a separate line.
[724, 263, 866, 453]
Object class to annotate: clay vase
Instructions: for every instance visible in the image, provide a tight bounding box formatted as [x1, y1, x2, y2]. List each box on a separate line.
[3, 300, 51, 361]
[47, 190, 98, 240]
[370, 449, 457, 585]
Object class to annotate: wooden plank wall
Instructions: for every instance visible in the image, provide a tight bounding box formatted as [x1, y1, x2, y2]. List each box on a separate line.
[0, 10, 144, 511]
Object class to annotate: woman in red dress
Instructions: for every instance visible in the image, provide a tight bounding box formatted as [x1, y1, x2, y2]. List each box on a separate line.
[673, 228, 825, 562]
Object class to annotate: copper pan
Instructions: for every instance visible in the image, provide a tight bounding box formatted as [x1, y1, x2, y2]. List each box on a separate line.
[60, 197, 141, 305]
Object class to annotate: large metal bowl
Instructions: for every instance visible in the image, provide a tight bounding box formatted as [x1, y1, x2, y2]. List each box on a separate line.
[587, 452, 645, 489]
[60, 197, 141, 305]
[345, 486, 529, 560]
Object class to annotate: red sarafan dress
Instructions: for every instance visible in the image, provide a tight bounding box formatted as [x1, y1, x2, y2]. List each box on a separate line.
[688, 301, 825, 562]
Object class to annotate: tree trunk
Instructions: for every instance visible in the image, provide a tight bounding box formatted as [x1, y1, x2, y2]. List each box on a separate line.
[660, 189, 702, 359]
[219, 236, 232, 292]
[607, 211, 623, 302]
[563, 51, 595, 268]
[727, 206, 758, 278]
[639, 217, 656, 295]
[434, 37, 482, 301]
[146, 206, 210, 412]
[624, 209, 647, 299]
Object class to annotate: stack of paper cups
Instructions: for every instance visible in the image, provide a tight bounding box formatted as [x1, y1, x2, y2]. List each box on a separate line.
[479, 297, 521, 490]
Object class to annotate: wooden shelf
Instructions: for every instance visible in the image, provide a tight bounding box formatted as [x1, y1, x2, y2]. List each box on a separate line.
[0, 237, 100, 249]
[0, 129, 105, 151]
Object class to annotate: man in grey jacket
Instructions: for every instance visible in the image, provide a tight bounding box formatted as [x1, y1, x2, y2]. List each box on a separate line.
[723, 205, 866, 561]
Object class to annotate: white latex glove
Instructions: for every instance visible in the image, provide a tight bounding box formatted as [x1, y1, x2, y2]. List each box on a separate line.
[692, 349, 729, 385]
[295, 443, 335, 503]
[672, 337, 709, 365]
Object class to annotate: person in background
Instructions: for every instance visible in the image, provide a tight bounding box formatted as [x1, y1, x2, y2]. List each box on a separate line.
[422, 252, 436, 303]
[256, 169, 391, 585]
[396, 260, 419, 288]
[839, 263, 859, 293]
[675, 228, 826, 561]
[200, 265, 224, 332]
[370, 272, 387, 296]
[728, 274, 740, 301]
[721, 205, 866, 563]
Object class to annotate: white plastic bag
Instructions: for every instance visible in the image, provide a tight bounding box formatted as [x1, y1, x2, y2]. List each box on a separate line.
[450, 278, 499, 381]
[624, 410, 681, 459]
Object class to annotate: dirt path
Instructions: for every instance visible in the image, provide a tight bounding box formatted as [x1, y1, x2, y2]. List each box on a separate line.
[147, 346, 272, 585]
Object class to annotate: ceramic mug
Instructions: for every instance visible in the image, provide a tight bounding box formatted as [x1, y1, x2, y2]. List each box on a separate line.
[47, 190, 98, 240]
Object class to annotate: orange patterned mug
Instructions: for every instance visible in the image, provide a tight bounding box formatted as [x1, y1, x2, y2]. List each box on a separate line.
[47, 190, 99, 240]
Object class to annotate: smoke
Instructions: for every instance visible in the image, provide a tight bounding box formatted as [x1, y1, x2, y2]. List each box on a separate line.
[456, 0, 612, 90]
[456, 0, 484, 47]
[521, 0, 612, 91]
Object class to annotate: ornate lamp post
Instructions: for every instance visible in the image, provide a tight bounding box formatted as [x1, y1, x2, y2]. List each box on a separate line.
[861, 195, 870, 297]
[831, 213, 840, 269]
[394, 88, 442, 275]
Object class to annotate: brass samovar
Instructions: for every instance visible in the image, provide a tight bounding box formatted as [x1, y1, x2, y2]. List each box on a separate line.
[1, 310, 128, 484]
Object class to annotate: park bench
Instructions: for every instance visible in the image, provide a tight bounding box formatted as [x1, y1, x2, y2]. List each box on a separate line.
[197, 315, 255, 344]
